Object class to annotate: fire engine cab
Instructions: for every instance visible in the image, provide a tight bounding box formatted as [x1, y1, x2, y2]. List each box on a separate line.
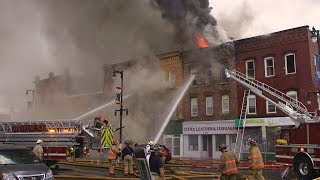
[226, 69, 320, 179]
[0, 120, 87, 167]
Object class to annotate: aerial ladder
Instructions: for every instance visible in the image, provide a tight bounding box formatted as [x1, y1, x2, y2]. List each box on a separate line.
[225, 69, 319, 159]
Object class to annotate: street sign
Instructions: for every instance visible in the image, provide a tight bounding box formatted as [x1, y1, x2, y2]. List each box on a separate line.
[115, 87, 122, 104]
[262, 138, 267, 145]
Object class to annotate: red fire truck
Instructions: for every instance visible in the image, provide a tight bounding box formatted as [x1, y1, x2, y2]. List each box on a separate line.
[226, 69, 320, 179]
[0, 120, 99, 167]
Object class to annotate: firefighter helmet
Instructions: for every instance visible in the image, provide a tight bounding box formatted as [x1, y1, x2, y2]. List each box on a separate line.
[125, 140, 130, 145]
[36, 139, 43, 144]
[249, 139, 257, 145]
[219, 144, 228, 151]
[104, 117, 110, 121]
[148, 141, 155, 145]
[112, 139, 118, 145]
[95, 115, 101, 120]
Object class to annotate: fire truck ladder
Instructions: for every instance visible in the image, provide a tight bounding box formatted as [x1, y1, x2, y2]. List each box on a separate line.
[234, 90, 250, 160]
[225, 69, 319, 127]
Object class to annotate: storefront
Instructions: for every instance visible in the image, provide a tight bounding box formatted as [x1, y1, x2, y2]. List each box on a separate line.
[182, 120, 237, 159]
[235, 117, 295, 160]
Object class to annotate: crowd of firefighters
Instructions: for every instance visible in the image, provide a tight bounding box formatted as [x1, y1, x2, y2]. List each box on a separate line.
[32, 114, 266, 180]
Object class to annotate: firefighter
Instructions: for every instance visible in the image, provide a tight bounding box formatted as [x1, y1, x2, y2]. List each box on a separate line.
[108, 139, 121, 176]
[94, 115, 102, 129]
[149, 145, 165, 180]
[101, 118, 114, 152]
[218, 144, 238, 180]
[247, 139, 265, 180]
[33, 139, 44, 160]
[121, 140, 134, 176]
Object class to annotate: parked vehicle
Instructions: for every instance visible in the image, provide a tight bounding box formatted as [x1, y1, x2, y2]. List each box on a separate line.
[0, 143, 54, 180]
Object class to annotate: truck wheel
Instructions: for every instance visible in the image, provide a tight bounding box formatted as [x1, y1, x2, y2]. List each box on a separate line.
[294, 157, 314, 179]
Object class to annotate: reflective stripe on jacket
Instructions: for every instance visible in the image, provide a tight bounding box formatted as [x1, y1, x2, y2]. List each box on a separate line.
[101, 127, 113, 148]
[219, 150, 238, 175]
[248, 146, 265, 169]
[108, 145, 119, 160]
[33, 145, 43, 159]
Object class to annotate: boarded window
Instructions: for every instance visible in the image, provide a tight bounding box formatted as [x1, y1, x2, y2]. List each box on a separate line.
[206, 97, 213, 115]
[191, 98, 198, 116]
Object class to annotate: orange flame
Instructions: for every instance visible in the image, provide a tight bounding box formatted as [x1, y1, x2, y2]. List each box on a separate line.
[195, 32, 208, 48]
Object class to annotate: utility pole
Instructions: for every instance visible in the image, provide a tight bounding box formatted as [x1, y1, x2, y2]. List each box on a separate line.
[113, 70, 128, 143]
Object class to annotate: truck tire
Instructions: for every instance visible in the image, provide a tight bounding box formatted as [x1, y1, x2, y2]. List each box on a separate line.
[294, 156, 314, 179]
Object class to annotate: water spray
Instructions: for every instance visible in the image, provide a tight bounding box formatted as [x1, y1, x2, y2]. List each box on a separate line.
[73, 94, 132, 121]
[154, 75, 195, 144]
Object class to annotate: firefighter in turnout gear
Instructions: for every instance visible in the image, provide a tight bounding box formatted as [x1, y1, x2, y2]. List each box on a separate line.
[94, 115, 102, 129]
[121, 140, 134, 175]
[101, 118, 114, 151]
[218, 144, 238, 180]
[33, 139, 44, 161]
[247, 139, 265, 180]
[108, 139, 121, 176]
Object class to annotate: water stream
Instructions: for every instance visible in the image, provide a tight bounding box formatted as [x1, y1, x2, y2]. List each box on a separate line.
[154, 75, 195, 143]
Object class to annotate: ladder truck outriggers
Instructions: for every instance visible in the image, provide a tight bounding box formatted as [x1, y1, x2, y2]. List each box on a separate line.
[225, 69, 320, 179]
[0, 120, 104, 167]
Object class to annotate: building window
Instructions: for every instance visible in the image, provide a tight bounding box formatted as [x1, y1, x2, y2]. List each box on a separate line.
[191, 98, 198, 116]
[206, 97, 213, 115]
[246, 60, 255, 78]
[317, 93, 320, 110]
[264, 57, 275, 77]
[222, 95, 230, 114]
[286, 91, 298, 104]
[220, 64, 229, 83]
[168, 70, 176, 88]
[248, 95, 256, 114]
[191, 67, 197, 86]
[285, 53, 296, 74]
[266, 101, 276, 114]
[202, 135, 208, 151]
[215, 134, 226, 151]
[188, 135, 198, 151]
[204, 67, 212, 85]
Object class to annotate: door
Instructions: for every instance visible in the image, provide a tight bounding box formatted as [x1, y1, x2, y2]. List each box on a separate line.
[164, 135, 181, 157]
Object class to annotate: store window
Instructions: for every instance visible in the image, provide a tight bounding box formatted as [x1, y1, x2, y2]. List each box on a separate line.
[248, 95, 256, 114]
[264, 57, 275, 77]
[222, 95, 230, 114]
[202, 135, 208, 151]
[215, 134, 226, 151]
[206, 97, 213, 115]
[246, 60, 255, 78]
[191, 98, 198, 116]
[266, 101, 276, 114]
[188, 135, 198, 151]
[285, 53, 296, 74]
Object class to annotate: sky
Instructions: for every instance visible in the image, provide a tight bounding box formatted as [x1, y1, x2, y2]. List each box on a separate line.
[211, 0, 320, 39]
[1, 0, 320, 114]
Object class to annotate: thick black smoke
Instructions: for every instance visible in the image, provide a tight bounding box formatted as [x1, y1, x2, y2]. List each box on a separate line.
[154, 0, 222, 48]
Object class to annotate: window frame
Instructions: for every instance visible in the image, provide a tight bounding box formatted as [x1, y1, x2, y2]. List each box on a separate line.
[190, 98, 198, 117]
[286, 91, 298, 104]
[264, 57, 275, 77]
[285, 53, 296, 75]
[191, 67, 197, 86]
[245, 60, 255, 78]
[266, 101, 276, 114]
[317, 93, 320, 110]
[248, 94, 257, 114]
[168, 69, 176, 87]
[205, 96, 213, 115]
[222, 95, 230, 114]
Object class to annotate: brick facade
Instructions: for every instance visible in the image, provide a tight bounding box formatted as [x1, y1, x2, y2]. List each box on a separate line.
[235, 25, 320, 118]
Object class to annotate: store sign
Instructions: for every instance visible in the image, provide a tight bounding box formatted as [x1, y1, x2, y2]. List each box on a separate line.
[183, 121, 237, 135]
[237, 117, 295, 127]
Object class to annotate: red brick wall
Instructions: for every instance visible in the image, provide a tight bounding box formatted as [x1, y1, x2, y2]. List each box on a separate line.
[235, 26, 319, 117]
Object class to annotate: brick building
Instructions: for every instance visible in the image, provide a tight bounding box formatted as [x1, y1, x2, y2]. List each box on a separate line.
[180, 44, 238, 158]
[234, 25, 320, 157]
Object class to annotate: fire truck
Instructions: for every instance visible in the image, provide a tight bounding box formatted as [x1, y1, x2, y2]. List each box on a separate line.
[0, 120, 101, 167]
[225, 69, 320, 179]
